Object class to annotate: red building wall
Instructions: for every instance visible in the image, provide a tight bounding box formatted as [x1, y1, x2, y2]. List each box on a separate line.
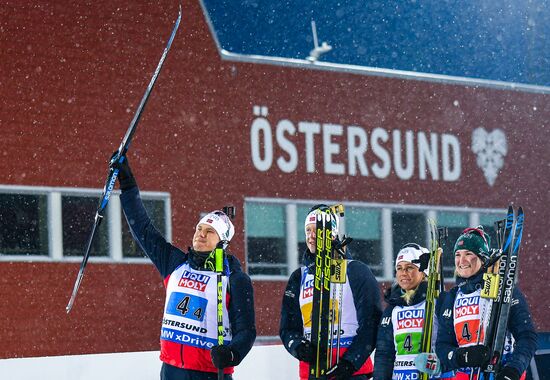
[0, 0, 548, 358]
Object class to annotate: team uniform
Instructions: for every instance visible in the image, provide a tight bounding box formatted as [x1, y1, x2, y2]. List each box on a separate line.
[436, 272, 537, 379]
[374, 282, 441, 380]
[374, 242, 453, 380]
[121, 186, 256, 380]
[280, 250, 382, 379]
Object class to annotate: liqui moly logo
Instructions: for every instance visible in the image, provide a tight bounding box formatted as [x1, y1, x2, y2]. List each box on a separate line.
[455, 296, 480, 317]
[178, 271, 210, 292]
[396, 309, 424, 329]
[302, 278, 314, 298]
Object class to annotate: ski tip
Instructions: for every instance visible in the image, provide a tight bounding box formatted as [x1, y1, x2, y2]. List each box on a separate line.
[66, 293, 77, 314]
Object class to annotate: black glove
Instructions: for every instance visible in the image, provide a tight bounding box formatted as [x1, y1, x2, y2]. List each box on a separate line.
[210, 345, 237, 369]
[295, 340, 314, 363]
[326, 359, 356, 380]
[110, 152, 136, 191]
[455, 345, 490, 368]
[414, 251, 430, 273]
[495, 366, 520, 380]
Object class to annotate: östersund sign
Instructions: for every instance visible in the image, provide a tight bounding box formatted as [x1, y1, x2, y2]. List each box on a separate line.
[249, 106, 506, 186]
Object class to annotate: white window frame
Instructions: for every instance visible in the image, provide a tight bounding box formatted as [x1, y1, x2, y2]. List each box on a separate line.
[0, 184, 171, 263]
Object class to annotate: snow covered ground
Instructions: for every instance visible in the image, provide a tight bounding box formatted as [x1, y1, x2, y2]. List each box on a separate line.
[0, 345, 298, 379]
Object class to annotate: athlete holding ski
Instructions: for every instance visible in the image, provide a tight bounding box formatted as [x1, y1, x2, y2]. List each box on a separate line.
[374, 243, 439, 380]
[279, 204, 382, 380]
[434, 226, 536, 380]
[115, 156, 256, 380]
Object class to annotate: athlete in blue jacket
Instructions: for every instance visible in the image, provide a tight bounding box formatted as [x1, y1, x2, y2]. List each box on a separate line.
[374, 244, 434, 380]
[435, 227, 536, 380]
[279, 205, 382, 380]
[116, 156, 256, 380]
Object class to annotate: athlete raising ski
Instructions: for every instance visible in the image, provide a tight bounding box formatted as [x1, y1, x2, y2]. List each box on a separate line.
[279, 204, 382, 380]
[115, 156, 256, 380]
[434, 226, 536, 380]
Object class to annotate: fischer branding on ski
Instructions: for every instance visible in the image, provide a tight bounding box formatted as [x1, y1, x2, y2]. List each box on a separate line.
[309, 204, 351, 378]
[310, 208, 333, 379]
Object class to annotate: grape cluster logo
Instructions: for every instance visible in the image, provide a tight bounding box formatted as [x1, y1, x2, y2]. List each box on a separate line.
[471, 128, 507, 186]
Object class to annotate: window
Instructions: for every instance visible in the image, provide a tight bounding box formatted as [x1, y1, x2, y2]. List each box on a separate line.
[0, 193, 48, 256]
[296, 204, 315, 258]
[479, 213, 505, 250]
[63, 195, 109, 257]
[530, 350, 550, 380]
[0, 185, 171, 261]
[245, 202, 287, 276]
[392, 211, 426, 258]
[122, 199, 168, 258]
[437, 211, 469, 278]
[347, 207, 382, 277]
[245, 197, 506, 281]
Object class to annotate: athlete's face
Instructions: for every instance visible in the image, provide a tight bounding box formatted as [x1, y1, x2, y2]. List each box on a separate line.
[305, 223, 316, 253]
[455, 249, 482, 278]
[192, 223, 220, 252]
[396, 261, 425, 291]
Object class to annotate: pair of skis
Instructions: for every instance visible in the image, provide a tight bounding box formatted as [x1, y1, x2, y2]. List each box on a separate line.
[476, 206, 524, 378]
[419, 221, 447, 380]
[309, 205, 348, 379]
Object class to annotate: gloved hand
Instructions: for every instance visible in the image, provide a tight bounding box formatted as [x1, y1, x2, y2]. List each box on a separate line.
[454, 345, 490, 368]
[495, 366, 520, 380]
[110, 152, 136, 190]
[210, 345, 237, 369]
[326, 359, 356, 380]
[294, 340, 314, 363]
[414, 353, 441, 376]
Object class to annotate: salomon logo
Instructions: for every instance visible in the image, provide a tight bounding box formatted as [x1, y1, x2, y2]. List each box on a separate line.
[503, 255, 517, 303]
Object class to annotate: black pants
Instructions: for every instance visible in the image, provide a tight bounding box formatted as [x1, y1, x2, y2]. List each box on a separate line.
[160, 363, 233, 380]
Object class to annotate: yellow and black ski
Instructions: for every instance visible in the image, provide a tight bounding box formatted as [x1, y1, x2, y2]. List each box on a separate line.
[420, 220, 447, 380]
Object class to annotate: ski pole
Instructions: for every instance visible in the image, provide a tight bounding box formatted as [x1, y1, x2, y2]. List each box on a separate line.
[335, 282, 344, 361]
[332, 235, 350, 365]
[65, 6, 181, 313]
[215, 242, 225, 380]
[329, 205, 346, 366]
[329, 280, 336, 365]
